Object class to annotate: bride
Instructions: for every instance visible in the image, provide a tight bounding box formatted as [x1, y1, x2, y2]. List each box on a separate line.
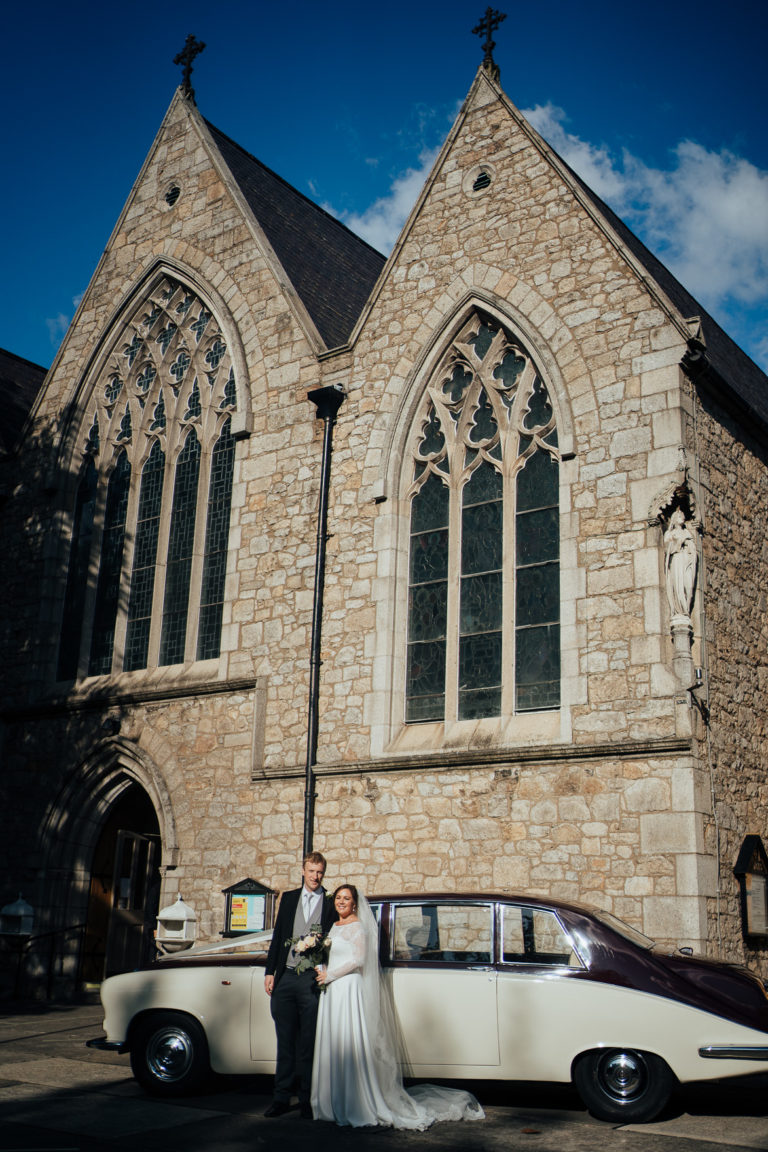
[310, 883, 484, 1129]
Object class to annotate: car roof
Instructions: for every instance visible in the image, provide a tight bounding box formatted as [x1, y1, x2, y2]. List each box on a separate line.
[370, 893, 598, 917]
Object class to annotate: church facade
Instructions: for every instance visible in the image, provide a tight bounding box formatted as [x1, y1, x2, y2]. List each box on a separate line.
[2, 61, 768, 994]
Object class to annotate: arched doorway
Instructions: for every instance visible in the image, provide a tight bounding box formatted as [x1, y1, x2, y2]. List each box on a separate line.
[81, 783, 161, 984]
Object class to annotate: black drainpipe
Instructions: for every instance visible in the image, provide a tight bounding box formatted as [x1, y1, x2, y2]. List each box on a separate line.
[303, 384, 345, 857]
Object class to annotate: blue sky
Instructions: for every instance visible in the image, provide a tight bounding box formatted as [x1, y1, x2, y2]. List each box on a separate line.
[2, 0, 766, 372]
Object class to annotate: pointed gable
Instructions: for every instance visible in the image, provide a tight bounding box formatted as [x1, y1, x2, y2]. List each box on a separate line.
[206, 122, 386, 349]
[566, 167, 768, 429]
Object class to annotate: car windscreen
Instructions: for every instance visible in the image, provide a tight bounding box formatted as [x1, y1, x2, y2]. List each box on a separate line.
[594, 910, 656, 950]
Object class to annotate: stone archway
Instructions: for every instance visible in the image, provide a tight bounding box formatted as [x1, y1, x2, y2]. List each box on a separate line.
[36, 737, 178, 994]
[80, 783, 161, 985]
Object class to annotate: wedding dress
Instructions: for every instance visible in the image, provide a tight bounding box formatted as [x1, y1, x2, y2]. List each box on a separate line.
[310, 896, 484, 1129]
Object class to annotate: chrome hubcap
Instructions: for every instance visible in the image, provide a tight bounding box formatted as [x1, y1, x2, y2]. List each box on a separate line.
[599, 1051, 645, 1099]
[146, 1027, 194, 1082]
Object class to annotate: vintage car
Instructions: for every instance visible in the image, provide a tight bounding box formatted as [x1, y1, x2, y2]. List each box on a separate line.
[87, 893, 768, 1122]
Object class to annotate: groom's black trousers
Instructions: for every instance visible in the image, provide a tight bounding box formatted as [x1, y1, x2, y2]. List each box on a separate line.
[270, 967, 320, 1104]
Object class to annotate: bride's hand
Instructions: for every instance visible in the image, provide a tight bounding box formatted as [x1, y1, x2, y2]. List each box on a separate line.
[315, 964, 327, 985]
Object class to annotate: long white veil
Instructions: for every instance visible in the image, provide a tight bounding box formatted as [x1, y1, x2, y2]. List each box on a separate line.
[355, 893, 484, 1129]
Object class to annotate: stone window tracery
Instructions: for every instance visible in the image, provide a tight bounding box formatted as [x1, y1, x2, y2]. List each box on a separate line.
[406, 312, 560, 723]
[57, 276, 237, 681]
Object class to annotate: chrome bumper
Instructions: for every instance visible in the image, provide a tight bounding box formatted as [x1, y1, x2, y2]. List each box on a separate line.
[86, 1036, 128, 1054]
[699, 1045, 768, 1060]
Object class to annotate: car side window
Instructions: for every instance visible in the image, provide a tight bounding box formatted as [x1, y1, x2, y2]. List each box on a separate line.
[502, 905, 583, 967]
[392, 903, 492, 964]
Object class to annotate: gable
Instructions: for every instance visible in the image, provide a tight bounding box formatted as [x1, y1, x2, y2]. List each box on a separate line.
[206, 122, 386, 349]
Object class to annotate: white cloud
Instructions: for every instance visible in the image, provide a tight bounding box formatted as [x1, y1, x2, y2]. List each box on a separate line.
[522, 103, 768, 364]
[46, 292, 86, 349]
[332, 147, 440, 252]
[46, 312, 70, 346]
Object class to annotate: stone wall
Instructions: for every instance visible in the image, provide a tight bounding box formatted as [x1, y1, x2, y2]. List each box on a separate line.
[689, 374, 768, 967]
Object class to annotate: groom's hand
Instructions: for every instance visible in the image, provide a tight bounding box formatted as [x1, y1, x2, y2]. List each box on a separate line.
[264, 974, 274, 995]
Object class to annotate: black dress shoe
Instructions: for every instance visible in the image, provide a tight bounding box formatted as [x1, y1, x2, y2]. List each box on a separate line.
[299, 1104, 313, 1119]
[264, 1102, 291, 1117]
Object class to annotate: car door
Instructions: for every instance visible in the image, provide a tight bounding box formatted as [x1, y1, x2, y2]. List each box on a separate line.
[496, 901, 588, 1081]
[386, 901, 499, 1074]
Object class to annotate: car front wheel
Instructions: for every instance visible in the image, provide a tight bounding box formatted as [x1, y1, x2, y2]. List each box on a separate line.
[572, 1048, 675, 1123]
[130, 1011, 210, 1096]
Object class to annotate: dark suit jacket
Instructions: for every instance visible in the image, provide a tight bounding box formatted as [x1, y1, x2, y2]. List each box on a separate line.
[266, 887, 335, 985]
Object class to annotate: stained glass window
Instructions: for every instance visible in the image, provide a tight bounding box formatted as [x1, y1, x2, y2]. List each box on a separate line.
[89, 451, 130, 675]
[57, 278, 238, 680]
[159, 431, 201, 665]
[124, 441, 165, 672]
[405, 312, 560, 723]
[198, 420, 235, 660]
[57, 459, 98, 680]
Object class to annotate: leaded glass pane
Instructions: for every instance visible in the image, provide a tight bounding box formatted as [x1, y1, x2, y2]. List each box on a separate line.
[89, 452, 130, 675]
[156, 323, 177, 355]
[463, 461, 502, 506]
[467, 388, 497, 443]
[57, 460, 98, 680]
[411, 472, 448, 534]
[418, 406, 445, 459]
[442, 364, 472, 404]
[197, 420, 235, 660]
[159, 431, 201, 665]
[408, 583, 447, 644]
[410, 528, 448, 585]
[515, 625, 560, 711]
[461, 500, 502, 574]
[522, 376, 554, 430]
[516, 562, 559, 627]
[470, 322, 495, 360]
[459, 684, 502, 720]
[516, 448, 558, 511]
[516, 507, 559, 566]
[459, 631, 502, 716]
[460, 572, 502, 634]
[406, 640, 446, 722]
[494, 350, 526, 390]
[124, 441, 165, 671]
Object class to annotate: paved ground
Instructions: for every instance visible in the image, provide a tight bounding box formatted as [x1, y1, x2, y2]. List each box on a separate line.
[1, 1000, 767, 1152]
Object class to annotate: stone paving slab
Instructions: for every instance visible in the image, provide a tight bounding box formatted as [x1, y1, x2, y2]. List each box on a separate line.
[623, 1113, 768, 1150]
[0, 1082, 228, 1138]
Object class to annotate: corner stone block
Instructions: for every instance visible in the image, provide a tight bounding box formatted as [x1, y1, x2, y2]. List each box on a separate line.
[640, 812, 703, 855]
[644, 895, 707, 944]
[624, 777, 671, 813]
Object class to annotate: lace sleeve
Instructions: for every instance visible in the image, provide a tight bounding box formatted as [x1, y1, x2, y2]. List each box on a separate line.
[325, 922, 367, 983]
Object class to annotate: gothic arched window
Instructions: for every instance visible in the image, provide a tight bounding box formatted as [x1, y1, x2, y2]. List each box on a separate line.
[57, 276, 237, 680]
[406, 313, 559, 723]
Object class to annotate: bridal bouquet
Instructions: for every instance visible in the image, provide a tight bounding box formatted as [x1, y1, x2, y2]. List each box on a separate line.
[286, 922, 332, 978]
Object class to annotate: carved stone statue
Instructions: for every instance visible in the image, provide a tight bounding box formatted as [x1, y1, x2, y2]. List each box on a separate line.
[663, 508, 698, 620]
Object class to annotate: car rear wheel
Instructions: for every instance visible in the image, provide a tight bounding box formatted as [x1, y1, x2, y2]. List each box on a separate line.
[130, 1011, 210, 1096]
[573, 1048, 675, 1123]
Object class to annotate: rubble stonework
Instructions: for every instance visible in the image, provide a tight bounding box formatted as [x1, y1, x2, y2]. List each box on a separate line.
[1, 69, 766, 997]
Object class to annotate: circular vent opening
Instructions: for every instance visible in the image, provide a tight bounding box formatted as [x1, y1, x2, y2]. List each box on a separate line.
[165, 185, 181, 207]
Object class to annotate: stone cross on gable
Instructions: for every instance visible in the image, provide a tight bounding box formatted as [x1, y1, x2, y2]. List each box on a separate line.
[174, 34, 206, 103]
[472, 7, 506, 82]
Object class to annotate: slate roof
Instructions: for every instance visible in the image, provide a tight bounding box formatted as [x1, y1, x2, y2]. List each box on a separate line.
[206, 122, 386, 349]
[0, 348, 47, 455]
[568, 167, 768, 430]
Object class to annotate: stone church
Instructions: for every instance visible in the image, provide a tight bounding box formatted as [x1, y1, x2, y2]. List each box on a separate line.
[2, 40, 768, 996]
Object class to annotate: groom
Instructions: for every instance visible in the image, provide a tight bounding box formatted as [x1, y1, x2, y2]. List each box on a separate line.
[264, 851, 335, 1118]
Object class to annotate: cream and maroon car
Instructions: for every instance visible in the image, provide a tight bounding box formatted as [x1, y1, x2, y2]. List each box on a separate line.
[88, 893, 768, 1122]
